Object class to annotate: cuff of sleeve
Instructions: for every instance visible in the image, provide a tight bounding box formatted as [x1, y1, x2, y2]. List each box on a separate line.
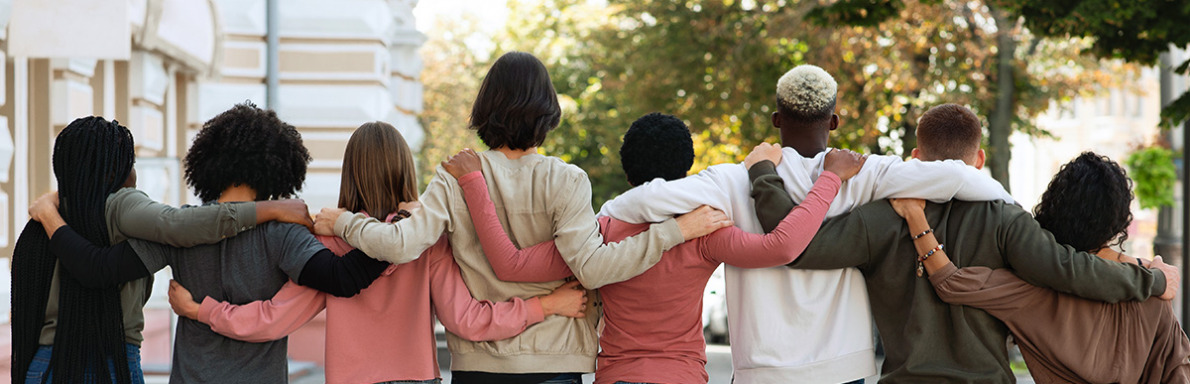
[1150, 268, 1168, 297]
[197, 296, 219, 325]
[458, 171, 484, 186]
[656, 218, 686, 250]
[524, 296, 546, 324]
[819, 170, 842, 186]
[226, 202, 257, 236]
[927, 262, 960, 286]
[48, 225, 74, 253]
[333, 211, 359, 238]
[747, 160, 778, 181]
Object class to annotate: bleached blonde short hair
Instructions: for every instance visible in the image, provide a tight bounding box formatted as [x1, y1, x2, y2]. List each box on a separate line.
[776, 65, 837, 121]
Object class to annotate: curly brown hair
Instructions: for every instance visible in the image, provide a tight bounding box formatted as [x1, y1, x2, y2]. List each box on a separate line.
[1033, 151, 1134, 253]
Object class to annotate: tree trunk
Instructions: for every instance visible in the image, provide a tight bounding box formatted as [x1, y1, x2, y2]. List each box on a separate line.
[988, 7, 1016, 192]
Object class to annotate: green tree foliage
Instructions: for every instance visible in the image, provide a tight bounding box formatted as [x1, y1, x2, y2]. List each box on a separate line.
[1127, 146, 1177, 209]
[996, 0, 1190, 128]
[417, 17, 488, 189]
[499, 0, 1114, 201]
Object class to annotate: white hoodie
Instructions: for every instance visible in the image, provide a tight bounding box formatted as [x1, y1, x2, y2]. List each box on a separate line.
[598, 148, 1013, 384]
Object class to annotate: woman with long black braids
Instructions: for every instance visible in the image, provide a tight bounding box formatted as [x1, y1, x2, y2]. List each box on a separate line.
[14, 116, 313, 384]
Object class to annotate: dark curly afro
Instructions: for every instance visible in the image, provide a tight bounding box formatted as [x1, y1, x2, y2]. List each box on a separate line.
[184, 102, 310, 202]
[1033, 151, 1134, 253]
[620, 112, 695, 186]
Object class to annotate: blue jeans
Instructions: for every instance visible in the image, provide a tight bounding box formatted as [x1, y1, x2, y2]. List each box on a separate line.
[24, 343, 145, 384]
[540, 373, 583, 384]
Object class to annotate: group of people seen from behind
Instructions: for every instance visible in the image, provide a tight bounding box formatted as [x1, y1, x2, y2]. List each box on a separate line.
[12, 50, 1190, 384]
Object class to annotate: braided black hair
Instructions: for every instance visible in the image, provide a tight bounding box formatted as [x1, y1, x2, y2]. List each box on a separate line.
[12, 116, 135, 383]
[1034, 151, 1134, 253]
[184, 102, 309, 202]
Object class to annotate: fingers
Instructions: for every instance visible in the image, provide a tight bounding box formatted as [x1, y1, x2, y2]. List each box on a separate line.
[559, 280, 583, 290]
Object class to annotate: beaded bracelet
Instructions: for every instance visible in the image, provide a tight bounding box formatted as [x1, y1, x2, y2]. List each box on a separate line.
[912, 228, 933, 240]
[916, 243, 944, 277]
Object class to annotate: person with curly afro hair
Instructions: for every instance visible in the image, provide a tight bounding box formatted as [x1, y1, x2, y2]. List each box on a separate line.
[28, 103, 395, 383]
[184, 102, 311, 202]
[891, 151, 1190, 382]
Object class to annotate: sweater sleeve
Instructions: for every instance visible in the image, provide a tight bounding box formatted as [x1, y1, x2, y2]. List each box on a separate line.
[748, 160, 872, 270]
[702, 170, 841, 268]
[333, 167, 455, 265]
[596, 165, 734, 224]
[547, 169, 685, 289]
[106, 188, 256, 247]
[927, 263, 1043, 319]
[866, 157, 1015, 204]
[197, 281, 327, 343]
[457, 171, 575, 283]
[50, 225, 153, 288]
[425, 238, 545, 341]
[1001, 208, 1162, 302]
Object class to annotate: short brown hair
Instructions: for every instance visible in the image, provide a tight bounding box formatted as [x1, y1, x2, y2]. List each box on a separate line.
[469, 51, 561, 150]
[916, 104, 982, 161]
[338, 121, 418, 219]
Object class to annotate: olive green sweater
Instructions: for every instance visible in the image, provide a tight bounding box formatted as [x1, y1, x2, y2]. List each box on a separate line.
[749, 163, 1165, 384]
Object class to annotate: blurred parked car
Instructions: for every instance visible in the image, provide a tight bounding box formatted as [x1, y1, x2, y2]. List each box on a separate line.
[702, 265, 729, 344]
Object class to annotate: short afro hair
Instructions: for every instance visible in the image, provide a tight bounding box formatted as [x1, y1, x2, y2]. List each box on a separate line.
[916, 103, 982, 161]
[184, 102, 310, 202]
[620, 112, 695, 186]
[1034, 152, 1134, 253]
[469, 51, 561, 151]
[775, 64, 837, 122]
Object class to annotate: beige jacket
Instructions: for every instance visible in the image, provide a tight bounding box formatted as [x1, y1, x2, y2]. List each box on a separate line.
[334, 150, 684, 373]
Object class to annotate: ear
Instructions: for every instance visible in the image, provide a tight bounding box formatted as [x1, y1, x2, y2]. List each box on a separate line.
[830, 114, 839, 131]
[771, 112, 781, 129]
[974, 148, 986, 170]
[911, 148, 921, 160]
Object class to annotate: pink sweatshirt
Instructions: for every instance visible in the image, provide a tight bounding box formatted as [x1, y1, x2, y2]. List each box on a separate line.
[457, 170, 841, 384]
[196, 213, 546, 384]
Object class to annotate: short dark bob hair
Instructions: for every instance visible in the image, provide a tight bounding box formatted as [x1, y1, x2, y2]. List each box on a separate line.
[469, 51, 561, 151]
[184, 102, 311, 202]
[1033, 151, 1134, 253]
[620, 112, 695, 186]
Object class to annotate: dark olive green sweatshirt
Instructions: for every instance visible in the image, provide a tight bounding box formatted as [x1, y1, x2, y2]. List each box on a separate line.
[748, 161, 1166, 384]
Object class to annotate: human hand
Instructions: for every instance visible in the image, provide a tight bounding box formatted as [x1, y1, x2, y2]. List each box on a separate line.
[744, 143, 783, 169]
[168, 280, 201, 320]
[889, 198, 926, 220]
[314, 207, 349, 236]
[823, 149, 865, 181]
[29, 191, 60, 223]
[1152, 256, 1180, 301]
[259, 199, 313, 231]
[676, 205, 733, 241]
[540, 280, 588, 318]
[442, 148, 482, 180]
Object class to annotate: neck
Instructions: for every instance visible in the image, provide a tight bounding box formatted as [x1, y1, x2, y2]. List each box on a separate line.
[217, 185, 257, 203]
[779, 129, 827, 158]
[496, 146, 537, 160]
[1092, 247, 1117, 262]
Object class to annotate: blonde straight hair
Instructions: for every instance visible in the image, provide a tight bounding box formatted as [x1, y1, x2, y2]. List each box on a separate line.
[338, 121, 418, 219]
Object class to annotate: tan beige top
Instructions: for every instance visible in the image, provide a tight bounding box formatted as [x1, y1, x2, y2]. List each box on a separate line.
[930, 263, 1190, 383]
[334, 150, 684, 373]
[39, 188, 256, 346]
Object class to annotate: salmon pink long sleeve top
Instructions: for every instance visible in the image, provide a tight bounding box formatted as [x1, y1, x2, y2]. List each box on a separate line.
[195, 213, 546, 384]
[456, 170, 841, 384]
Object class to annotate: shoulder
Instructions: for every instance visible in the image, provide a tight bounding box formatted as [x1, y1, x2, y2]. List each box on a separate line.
[104, 187, 151, 211]
[539, 155, 588, 182]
